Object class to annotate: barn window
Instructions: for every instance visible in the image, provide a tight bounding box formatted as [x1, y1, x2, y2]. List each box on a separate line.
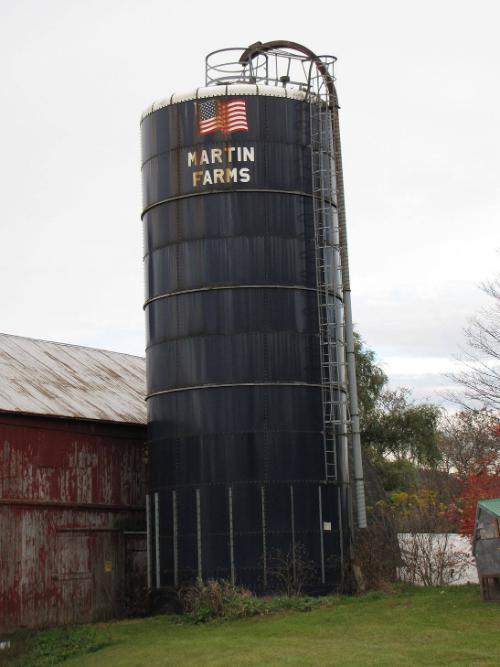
[480, 518, 499, 540]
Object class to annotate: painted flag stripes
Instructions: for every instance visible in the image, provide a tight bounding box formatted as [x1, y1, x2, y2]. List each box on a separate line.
[198, 99, 249, 135]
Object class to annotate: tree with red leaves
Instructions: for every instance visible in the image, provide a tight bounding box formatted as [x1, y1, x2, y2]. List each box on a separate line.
[450, 457, 500, 539]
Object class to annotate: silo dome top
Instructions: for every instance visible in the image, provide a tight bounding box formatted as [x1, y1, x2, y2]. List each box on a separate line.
[141, 83, 308, 122]
[142, 42, 337, 122]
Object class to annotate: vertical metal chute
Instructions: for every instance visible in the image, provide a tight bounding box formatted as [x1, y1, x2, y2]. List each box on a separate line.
[240, 41, 367, 529]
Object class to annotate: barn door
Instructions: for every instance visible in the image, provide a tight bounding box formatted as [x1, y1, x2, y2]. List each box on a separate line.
[124, 533, 148, 616]
[92, 531, 122, 620]
[55, 533, 93, 625]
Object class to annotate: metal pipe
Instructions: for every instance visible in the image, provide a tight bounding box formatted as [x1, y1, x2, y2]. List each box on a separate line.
[261, 485, 267, 588]
[290, 485, 296, 583]
[344, 293, 366, 527]
[228, 487, 235, 585]
[154, 492, 161, 588]
[196, 488, 202, 581]
[146, 493, 152, 590]
[172, 490, 179, 587]
[318, 486, 325, 584]
[330, 103, 367, 529]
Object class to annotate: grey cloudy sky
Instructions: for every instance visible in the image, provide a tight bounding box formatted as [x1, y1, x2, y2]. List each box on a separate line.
[0, 0, 498, 406]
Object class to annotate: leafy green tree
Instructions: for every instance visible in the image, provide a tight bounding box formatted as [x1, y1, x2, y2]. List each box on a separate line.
[372, 458, 418, 494]
[354, 336, 441, 491]
[363, 388, 441, 466]
[354, 332, 387, 422]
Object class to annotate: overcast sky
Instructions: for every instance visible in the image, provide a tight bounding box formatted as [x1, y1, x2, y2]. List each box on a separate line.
[0, 0, 498, 406]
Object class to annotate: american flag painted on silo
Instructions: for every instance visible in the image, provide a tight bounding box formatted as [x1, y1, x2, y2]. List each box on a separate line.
[197, 98, 249, 135]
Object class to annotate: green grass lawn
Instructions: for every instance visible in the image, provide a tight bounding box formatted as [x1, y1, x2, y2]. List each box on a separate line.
[9, 585, 500, 667]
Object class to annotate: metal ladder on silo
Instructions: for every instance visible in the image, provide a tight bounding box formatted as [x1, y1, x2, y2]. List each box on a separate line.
[309, 84, 348, 483]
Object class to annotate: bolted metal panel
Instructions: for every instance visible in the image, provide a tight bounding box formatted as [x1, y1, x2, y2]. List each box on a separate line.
[142, 90, 347, 591]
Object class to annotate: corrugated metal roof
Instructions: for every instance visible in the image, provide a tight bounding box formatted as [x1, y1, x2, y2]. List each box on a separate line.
[0, 333, 146, 424]
[479, 499, 500, 518]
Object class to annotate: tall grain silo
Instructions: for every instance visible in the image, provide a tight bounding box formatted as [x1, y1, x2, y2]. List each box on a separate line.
[141, 41, 366, 592]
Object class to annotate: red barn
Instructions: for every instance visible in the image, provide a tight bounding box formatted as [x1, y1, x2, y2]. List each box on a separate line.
[0, 334, 147, 632]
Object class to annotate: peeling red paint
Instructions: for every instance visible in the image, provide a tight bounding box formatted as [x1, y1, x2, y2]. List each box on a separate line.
[0, 413, 147, 632]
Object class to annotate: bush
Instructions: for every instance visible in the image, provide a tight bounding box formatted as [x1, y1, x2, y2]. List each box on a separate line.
[178, 580, 255, 623]
[354, 502, 402, 590]
[177, 580, 325, 624]
[373, 458, 418, 493]
[355, 490, 473, 590]
[266, 544, 319, 595]
[398, 532, 474, 586]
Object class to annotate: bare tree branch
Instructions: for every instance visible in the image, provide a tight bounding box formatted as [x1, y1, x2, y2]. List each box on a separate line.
[447, 273, 500, 411]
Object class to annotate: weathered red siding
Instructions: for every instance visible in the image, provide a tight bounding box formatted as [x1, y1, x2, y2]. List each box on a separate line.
[0, 413, 146, 632]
